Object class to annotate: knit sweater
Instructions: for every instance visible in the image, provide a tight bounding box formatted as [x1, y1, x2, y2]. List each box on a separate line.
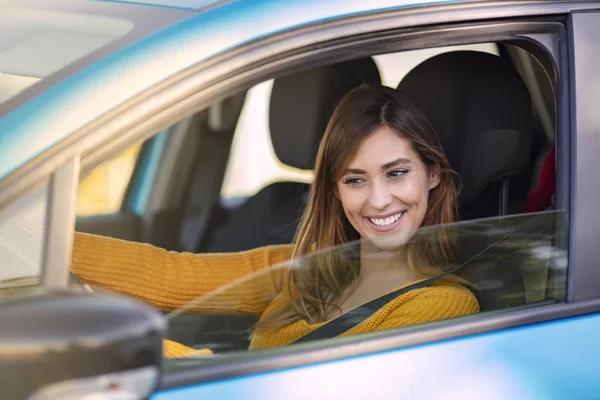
[71, 232, 479, 358]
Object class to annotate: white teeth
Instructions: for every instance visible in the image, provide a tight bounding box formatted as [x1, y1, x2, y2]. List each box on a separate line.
[369, 212, 403, 226]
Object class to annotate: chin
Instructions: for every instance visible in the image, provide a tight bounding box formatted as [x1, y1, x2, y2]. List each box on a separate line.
[367, 232, 412, 252]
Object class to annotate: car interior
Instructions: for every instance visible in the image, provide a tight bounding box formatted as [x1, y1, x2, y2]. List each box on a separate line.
[75, 40, 560, 352]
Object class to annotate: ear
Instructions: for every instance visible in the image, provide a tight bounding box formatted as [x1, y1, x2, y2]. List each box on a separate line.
[428, 164, 441, 190]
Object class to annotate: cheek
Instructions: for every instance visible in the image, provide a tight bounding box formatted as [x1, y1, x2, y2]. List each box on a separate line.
[337, 187, 363, 218]
[393, 179, 430, 206]
[413, 180, 433, 220]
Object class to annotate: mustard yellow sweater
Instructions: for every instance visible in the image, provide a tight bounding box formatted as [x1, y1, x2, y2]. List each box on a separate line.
[71, 232, 479, 358]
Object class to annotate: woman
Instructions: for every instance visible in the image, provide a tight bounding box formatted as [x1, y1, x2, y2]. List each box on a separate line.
[71, 84, 479, 358]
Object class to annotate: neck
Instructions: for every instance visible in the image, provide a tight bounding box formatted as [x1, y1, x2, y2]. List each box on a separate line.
[358, 240, 416, 283]
[331, 240, 422, 318]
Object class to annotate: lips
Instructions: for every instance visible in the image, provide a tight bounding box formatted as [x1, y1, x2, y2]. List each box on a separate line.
[366, 211, 405, 232]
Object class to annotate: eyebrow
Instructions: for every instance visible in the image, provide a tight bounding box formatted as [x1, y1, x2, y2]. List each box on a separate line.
[382, 157, 411, 170]
[343, 158, 412, 175]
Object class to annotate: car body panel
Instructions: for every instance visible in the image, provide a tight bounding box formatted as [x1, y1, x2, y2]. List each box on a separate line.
[0, 0, 463, 181]
[154, 312, 600, 399]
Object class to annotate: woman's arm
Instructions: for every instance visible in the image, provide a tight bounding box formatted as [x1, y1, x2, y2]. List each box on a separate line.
[71, 232, 293, 315]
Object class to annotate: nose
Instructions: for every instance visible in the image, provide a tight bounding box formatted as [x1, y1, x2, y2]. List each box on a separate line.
[368, 180, 393, 210]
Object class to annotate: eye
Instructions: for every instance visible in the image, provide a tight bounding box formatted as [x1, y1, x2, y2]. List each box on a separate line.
[342, 177, 365, 187]
[388, 169, 409, 179]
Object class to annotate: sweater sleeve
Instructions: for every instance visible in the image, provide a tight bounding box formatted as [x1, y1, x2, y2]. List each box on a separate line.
[163, 340, 213, 358]
[70, 232, 293, 315]
[373, 283, 480, 332]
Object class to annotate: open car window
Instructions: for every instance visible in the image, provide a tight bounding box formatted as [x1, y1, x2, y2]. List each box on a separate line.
[161, 210, 567, 369]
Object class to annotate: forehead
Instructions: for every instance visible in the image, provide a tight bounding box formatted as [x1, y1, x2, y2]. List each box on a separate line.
[347, 126, 418, 167]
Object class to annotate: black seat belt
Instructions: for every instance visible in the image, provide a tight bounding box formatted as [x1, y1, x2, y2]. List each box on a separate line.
[293, 272, 450, 344]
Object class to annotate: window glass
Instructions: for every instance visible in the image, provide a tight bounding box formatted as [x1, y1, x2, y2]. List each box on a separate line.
[77, 143, 142, 216]
[0, 183, 48, 298]
[221, 43, 499, 200]
[0, 8, 134, 104]
[163, 211, 567, 368]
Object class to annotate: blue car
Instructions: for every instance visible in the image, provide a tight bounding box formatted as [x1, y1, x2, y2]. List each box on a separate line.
[1, 0, 599, 399]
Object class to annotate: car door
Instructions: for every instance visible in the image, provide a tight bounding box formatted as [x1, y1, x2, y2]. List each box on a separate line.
[149, 4, 600, 399]
[2, 1, 600, 399]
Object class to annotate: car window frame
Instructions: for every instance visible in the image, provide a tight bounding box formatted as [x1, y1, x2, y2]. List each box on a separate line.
[155, 19, 580, 387]
[566, 10, 600, 302]
[109, 19, 579, 387]
[0, 1, 594, 389]
[40, 157, 80, 289]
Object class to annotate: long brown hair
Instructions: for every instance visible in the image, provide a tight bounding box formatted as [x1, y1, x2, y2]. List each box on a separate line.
[256, 84, 458, 331]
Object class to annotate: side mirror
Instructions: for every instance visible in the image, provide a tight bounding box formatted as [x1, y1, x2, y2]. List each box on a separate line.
[0, 290, 165, 400]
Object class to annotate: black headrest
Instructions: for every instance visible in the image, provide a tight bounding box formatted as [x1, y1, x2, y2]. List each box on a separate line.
[270, 58, 381, 170]
[397, 51, 533, 205]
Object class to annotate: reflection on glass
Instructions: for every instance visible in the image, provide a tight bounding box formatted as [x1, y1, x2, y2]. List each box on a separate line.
[0, 183, 48, 298]
[0, 8, 134, 104]
[165, 211, 567, 367]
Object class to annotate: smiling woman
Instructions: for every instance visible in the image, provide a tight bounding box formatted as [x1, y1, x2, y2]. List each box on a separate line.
[70, 83, 478, 357]
[331, 88, 450, 251]
[338, 135, 438, 242]
[259, 84, 466, 330]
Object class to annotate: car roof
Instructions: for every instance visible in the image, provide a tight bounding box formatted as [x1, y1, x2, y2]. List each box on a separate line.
[0, 0, 566, 182]
[93, 0, 223, 10]
[82, 0, 457, 11]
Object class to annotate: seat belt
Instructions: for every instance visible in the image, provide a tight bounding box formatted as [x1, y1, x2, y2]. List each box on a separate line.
[293, 272, 450, 344]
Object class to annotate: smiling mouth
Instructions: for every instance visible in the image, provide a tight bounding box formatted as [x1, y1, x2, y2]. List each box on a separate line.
[368, 212, 404, 227]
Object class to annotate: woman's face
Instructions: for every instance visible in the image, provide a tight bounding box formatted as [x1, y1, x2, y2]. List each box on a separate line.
[336, 125, 440, 250]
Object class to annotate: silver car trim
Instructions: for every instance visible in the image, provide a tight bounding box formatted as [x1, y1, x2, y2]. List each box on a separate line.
[41, 156, 80, 289]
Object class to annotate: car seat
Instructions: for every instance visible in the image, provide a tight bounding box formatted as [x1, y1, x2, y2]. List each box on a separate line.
[202, 58, 381, 252]
[397, 51, 539, 310]
[397, 50, 533, 220]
